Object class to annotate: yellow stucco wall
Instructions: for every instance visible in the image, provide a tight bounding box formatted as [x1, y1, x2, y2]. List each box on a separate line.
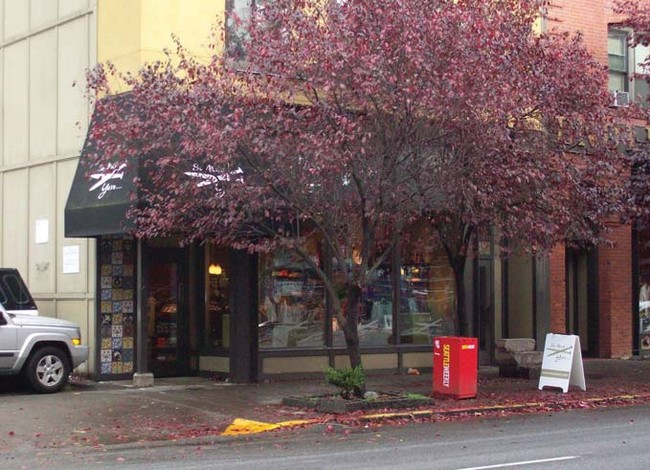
[98, 0, 225, 83]
[534, 14, 543, 35]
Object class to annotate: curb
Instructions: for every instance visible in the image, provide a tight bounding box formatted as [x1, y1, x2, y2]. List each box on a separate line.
[216, 392, 650, 436]
[201, 394, 650, 437]
[50, 392, 650, 453]
[353, 393, 650, 423]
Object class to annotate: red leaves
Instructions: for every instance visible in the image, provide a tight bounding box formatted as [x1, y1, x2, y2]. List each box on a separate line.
[84, 0, 632, 356]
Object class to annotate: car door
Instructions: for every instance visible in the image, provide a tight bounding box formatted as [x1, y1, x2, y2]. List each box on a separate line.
[0, 309, 18, 370]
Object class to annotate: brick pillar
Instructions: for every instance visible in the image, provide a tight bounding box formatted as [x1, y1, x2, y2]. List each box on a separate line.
[598, 224, 633, 358]
[549, 244, 567, 334]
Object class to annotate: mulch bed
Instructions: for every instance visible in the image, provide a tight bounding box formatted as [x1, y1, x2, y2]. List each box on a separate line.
[283, 391, 433, 414]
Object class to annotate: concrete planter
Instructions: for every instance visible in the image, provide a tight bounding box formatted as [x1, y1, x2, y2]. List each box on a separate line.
[283, 392, 434, 414]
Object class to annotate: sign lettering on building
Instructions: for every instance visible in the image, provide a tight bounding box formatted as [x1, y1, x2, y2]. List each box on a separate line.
[89, 163, 127, 200]
[184, 163, 244, 194]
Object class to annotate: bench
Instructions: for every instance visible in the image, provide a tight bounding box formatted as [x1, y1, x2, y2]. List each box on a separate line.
[495, 338, 542, 379]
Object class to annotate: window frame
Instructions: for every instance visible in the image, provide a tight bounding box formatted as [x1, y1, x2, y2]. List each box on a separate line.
[608, 27, 649, 105]
[608, 29, 629, 92]
[225, 0, 261, 63]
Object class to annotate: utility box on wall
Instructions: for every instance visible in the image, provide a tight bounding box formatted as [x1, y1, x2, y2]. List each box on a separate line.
[433, 336, 478, 399]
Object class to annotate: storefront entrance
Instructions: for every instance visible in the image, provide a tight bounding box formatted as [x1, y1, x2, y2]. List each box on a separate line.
[566, 247, 598, 356]
[146, 248, 189, 377]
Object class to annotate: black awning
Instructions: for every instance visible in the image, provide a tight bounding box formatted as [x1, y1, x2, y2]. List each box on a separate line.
[64, 104, 138, 238]
[65, 94, 246, 238]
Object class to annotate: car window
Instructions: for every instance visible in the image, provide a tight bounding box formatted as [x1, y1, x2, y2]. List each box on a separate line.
[0, 272, 37, 311]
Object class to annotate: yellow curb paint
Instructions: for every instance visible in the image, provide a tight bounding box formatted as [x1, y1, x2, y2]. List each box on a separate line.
[361, 410, 433, 420]
[359, 402, 542, 421]
[276, 419, 316, 428]
[221, 418, 279, 436]
[222, 393, 650, 435]
[221, 418, 316, 436]
[357, 394, 649, 422]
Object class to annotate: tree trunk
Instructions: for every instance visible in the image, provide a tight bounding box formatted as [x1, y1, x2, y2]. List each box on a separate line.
[340, 282, 366, 397]
[452, 258, 470, 337]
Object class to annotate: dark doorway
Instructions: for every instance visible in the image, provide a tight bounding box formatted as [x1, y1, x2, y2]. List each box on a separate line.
[477, 258, 494, 365]
[146, 248, 189, 377]
[565, 247, 598, 357]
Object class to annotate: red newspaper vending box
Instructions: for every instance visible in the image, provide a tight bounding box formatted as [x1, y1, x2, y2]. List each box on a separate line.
[433, 336, 478, 399]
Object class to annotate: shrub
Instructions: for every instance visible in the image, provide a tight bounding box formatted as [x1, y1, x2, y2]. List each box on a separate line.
[324, 365, 365, 399]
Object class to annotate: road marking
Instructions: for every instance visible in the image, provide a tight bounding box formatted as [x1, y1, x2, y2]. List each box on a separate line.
[456, 456, 580, 470]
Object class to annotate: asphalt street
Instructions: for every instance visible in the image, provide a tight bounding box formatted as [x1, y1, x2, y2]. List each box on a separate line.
[2, 359, 650, 469]
[3, 404, 649, 469]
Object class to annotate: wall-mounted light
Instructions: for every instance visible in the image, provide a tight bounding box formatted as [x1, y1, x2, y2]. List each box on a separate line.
[208, 264, 223, 276]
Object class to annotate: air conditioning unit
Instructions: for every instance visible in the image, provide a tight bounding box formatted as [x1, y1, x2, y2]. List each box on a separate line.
[611, 90, 630, 107]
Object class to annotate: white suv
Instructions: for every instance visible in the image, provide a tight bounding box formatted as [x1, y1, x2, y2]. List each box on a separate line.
[0, 269, 88, 393]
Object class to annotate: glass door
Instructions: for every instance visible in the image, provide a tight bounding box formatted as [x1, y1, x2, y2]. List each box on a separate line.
[146, 248, 188, 377]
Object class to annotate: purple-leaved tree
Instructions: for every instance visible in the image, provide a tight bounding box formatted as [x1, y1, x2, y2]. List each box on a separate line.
[88, 0, 627, 394]
[616, 1, 650, 225]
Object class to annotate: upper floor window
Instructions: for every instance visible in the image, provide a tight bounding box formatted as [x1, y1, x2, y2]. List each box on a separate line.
[608, 28, 650, 106]
[227, 0, 265, 61]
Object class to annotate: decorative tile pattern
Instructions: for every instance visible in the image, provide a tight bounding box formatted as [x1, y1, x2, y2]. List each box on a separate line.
[99, 237, 136, 377]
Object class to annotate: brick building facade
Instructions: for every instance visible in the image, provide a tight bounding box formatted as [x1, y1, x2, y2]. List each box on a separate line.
[544, 0, 646, 358]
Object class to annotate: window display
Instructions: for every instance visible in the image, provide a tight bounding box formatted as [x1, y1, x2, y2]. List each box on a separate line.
[332, 265, 394, 348]
[256, 229, 455, 350]
[147, 259, 180, 370]
[206, 246, 231, 350]
[399, 229, 455, 344]
[399, 264, 454, 343]
[258, 238, 326, 349]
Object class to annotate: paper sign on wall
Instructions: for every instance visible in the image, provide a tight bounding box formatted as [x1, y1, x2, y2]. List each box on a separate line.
[35, 219, 49, 244]
[62, 245, 80, 274]
[538, 333, 586, 393]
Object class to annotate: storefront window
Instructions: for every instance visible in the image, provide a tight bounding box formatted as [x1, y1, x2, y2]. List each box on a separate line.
[256, 229, 456, 350]
[258, 238, 326, 348]
[205, 246, 231, 350]
[332, 265, 395, 348]
[399, 230, 455, 344]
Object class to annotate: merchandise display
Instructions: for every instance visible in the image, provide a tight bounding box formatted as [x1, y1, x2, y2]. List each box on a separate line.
[258, 244, 326, 348]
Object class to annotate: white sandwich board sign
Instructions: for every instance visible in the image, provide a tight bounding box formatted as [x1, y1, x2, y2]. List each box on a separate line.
[538, 333, 586, 393]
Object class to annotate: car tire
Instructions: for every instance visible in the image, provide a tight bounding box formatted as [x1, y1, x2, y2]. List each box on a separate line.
[24, 346, 70, 394]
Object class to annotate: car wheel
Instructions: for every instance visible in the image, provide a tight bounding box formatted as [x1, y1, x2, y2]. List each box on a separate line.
[24, 347, 70, 394]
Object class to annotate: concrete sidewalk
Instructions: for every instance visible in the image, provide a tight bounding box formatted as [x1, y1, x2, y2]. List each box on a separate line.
[0, 358, 649, 452]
